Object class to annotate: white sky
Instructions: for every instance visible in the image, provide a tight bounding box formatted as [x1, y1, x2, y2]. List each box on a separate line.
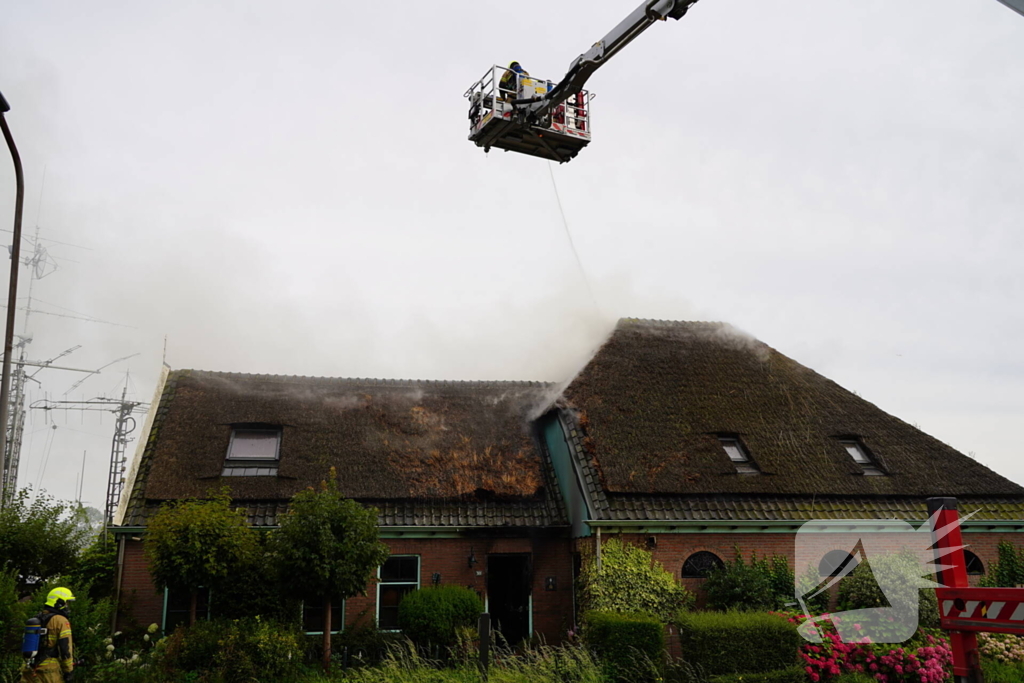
[1, 0, 1022, 509]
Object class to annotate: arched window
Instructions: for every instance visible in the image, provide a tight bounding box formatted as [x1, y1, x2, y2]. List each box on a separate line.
[964, 550, 985, 576]
[819, 550, 858, 578]
[682, 551, 724, 579]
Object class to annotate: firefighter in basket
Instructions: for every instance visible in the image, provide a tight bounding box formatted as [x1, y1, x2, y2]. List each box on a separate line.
[499, 61, 529, 99]
[21, 588, 75, 683]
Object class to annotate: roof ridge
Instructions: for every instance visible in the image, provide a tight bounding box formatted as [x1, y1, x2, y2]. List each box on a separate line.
[181, 369, 554, 387]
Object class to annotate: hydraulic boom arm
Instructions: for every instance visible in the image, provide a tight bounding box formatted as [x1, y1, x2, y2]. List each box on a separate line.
[518, 0, 1023, 122]
[519, 0, 699, 120]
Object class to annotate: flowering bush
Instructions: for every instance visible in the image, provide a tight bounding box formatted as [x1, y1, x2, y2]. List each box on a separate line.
[979, 632, 1024, 664]
[773, 613, 953, 683]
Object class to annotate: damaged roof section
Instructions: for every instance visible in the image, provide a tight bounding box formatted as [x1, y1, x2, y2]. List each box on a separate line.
[137, 370, 557, 505]
[562, 319, 1024, 498]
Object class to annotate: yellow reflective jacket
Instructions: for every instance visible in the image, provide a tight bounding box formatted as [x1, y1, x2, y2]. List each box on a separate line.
[33, 611, 73, 673]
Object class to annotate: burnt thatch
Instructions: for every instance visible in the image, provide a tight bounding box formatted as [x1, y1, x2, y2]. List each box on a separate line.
[140, 370, 556, 503]
[562, 319, 1022, 498]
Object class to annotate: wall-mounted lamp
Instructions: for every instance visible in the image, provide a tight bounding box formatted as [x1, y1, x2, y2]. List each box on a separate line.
[545, 577, 557, 591]
[432, 572, 441, 585]
[468, 548, 478, 568]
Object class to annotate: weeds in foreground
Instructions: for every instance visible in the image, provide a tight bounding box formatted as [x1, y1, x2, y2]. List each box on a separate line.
[306, 640, 607, 683]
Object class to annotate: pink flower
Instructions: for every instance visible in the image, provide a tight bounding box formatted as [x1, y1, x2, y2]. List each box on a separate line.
[811, 675, 820, 682]
[854, 623, 862, 630]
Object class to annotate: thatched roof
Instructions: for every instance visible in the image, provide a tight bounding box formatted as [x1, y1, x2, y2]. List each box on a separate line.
[134, 370, 559, 507]
[561, 319, 1023, 498]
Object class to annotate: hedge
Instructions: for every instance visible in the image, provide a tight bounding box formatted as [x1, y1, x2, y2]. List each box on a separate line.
[582, 610, 665, 682]
[709, 665, 809, 683]
[675, 611, 799, 676]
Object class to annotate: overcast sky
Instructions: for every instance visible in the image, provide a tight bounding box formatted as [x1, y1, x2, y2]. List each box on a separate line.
[1, 0, 1022, 509]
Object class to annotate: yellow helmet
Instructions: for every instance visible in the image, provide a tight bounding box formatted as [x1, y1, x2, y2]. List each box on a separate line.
[45, 587, 75, 609]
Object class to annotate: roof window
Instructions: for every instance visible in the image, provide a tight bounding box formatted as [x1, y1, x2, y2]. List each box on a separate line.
[227, 428, 280, 460]
[837, 438, 884, 476]
[718, 436, 758, 474]
[223, 426, 281, 477]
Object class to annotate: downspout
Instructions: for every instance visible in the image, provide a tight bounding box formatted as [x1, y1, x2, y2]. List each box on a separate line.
[111, 535, 126, 633]
[595, 527, 602, 571]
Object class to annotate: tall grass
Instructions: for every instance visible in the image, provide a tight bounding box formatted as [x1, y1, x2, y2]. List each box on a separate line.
[305, 640, 607, 683]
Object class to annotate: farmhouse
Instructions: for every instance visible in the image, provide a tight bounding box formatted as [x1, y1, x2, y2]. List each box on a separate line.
[111, 319, 1024, 640]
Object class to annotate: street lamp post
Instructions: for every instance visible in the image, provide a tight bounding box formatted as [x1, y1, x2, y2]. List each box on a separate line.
[0, 89, 26, 508]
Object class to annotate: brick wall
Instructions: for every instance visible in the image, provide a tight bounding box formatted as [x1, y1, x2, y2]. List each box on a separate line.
[116, 538, 164, 630]
[116, 529, 1023, 636]
[116, 534, 574, 642]
[344, 536, 574, 642]
[577, 530, 1024, 602]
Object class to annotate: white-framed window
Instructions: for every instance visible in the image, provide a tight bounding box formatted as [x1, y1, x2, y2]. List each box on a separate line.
[162, 587, 211, 633]
[227, 428, 281, 461]
[223, 427, 281, 476]
[376, 556, 419, 631]
[302, 600, 345, 635]
[719, 436, 758, 474]
[838, 438, 884, 475]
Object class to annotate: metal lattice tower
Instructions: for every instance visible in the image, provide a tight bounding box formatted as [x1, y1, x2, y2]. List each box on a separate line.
[32, 378, 149, 525]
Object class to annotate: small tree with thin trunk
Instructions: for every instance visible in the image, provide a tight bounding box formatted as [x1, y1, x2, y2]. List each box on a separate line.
[144, 491, 258, 626]
[270, 469, 389, 672]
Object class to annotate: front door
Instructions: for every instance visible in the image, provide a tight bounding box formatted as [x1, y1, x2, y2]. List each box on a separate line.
[487, 554, 531, 645]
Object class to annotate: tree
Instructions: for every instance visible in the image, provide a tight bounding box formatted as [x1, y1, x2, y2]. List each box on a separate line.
[69, 534, 119, 599]
[270, 469, 389, 672]
[578, 537, 694, 622]
[0, 488, 87, 590]
[144, 492, 258, 626]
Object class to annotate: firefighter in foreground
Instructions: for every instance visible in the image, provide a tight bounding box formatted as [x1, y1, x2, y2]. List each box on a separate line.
[22, 588, 75, 683]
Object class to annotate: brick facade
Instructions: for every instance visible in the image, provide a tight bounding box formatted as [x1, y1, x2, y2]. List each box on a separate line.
[117, 529, 1024, 637]
[116, 534, 575, 642]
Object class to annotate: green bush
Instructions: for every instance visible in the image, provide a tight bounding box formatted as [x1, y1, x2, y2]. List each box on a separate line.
[674, 610, 799, 676]
[578, 538, 694, 621]
[703, 552, 795, 612]
[980, 541, 1024, 588]
[397, 586, 482, 648]
[708, 665, 809, 683]
[327, 622, 405, 667]
[830, 674, 879, 683]
[582, 610, 665, 682]
[158, 617, 304, 683]
[0, 570, 27, 655]
[836, 550, 939, 629]
[983, 657, 1024, 683]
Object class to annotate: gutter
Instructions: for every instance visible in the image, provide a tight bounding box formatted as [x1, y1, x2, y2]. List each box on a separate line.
[110, 524, 573, 537]
[585, 519, 1024, 533]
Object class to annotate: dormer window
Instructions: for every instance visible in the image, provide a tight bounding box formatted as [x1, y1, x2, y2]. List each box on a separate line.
[223, 426, 281, 476]
[838, 437, 884, 476]
[718, 436, 758, 474]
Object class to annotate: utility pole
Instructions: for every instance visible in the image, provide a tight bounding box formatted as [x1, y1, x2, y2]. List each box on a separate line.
[32, 377, 149, 527]
[0, 89, 26, 508]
